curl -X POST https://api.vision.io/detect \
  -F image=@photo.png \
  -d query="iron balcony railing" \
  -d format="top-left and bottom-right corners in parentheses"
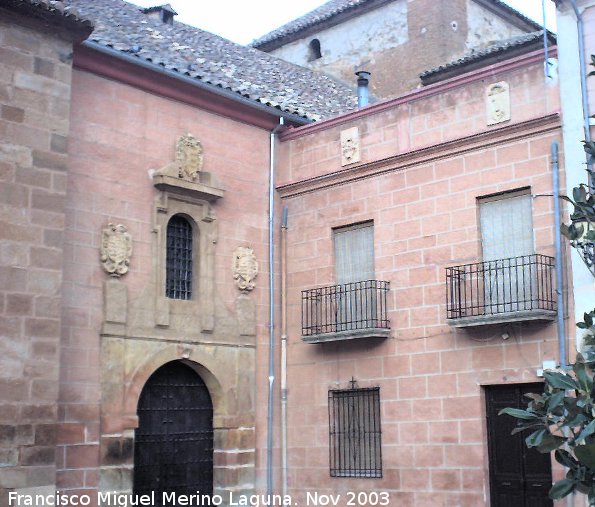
top-left (302, 280), bottom-right (390, 336)
top-left (446, 254), bottom-right (556, 321)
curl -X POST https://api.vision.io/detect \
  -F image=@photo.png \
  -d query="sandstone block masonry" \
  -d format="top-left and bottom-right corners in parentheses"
top-left (0, 7), bottom-right (91, 504)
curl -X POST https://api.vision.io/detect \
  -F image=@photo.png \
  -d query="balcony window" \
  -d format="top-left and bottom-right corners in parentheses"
top-left (302, 280), bottom-right (390, 342)
top-left (446, 254), bottom-right (557, 327)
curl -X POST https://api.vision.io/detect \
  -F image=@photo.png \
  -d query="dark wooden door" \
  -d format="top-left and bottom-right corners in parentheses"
top-left (134, 361), bottom-right (213, 504)
top-left (486, 384), bottom-right (552, 507)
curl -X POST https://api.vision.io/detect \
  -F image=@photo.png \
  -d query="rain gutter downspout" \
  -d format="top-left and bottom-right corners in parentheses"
top-left (568, 0), bottom-right (594, 190)
top-left (267, 117), bottom-right (284, 499)
top-left (280, 206), bottom-right (289, 498)
top-left (79, 41), bottom-right (311, 127)
top-left (553, 141), bottom-right (572, 507)
top-left (552, 142), bottom-right (568, 367)
top-left (542, 0), bottom-right (551, 79)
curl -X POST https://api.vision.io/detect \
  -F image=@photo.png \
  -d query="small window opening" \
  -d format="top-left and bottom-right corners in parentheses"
top-left (328, 386), bottom-right (382, 478)
top-left (166, 215), bottom-right (193, 300)
top-left (308, 38), bottom-right (322, 61)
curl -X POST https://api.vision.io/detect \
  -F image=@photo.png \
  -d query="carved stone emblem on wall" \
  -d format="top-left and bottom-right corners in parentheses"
top-left (486, 81), bottom-right (511, 126)
top-left (152, 133), bottom-right (224, 202)
top-left (233, 247), bottom-right (258, 292)
top-left (177, 133), bottom-right (203, 181)
top-left (100, 223), bottom-right (132, 277)
top-left (155, 133), bottom-right (203, 182)
top-left (340, 127), bottom-right (361, 166)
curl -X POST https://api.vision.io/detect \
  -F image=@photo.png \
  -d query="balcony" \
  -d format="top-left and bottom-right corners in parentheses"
top-left (301, 280), bottom-right (390, 343)
top-left (446, 254), bottom-right (557, 328)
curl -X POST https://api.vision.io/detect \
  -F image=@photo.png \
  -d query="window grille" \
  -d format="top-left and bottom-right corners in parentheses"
top-left (166, 215), bottom-right (193, 299)
top-left (328, 387), bottom-right (382, 478)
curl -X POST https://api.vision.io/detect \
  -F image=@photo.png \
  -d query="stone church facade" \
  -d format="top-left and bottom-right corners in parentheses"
top-left (0, 0), bottom-right (590, 506)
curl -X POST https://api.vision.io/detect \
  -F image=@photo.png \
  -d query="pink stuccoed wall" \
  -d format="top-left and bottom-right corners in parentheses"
top-left (59, 67), bottom-right (273, 497)
top-left (275, 50), bottom-right (571, 506)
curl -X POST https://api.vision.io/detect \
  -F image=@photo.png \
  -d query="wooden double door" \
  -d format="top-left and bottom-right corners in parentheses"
top-left (133, 361), bottom-right (213, 504)
top-left (485, 384), bottom-right (553, 507)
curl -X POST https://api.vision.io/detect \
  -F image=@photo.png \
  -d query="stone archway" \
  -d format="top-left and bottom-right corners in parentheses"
top-left (99, 340), bottom-right (255, 499)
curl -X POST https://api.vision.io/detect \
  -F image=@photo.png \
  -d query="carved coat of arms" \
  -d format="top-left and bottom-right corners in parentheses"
top-left (154, 133), bottom-right (204, 182)
top-left (100, 223), bottom-right (132, 277)
top-left (176, 133), bottom-right (203, 180)
top-left (233, 247), bottom-right (258, 291)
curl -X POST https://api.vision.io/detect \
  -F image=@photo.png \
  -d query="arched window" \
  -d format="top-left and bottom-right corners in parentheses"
top-left (166, 215), bottom-right (193, 299)
top-left (308, 38), bottom-right (322, 61)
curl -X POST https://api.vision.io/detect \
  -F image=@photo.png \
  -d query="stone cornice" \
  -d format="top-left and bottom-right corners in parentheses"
top-left (277, 113), bottom-right (561, 198)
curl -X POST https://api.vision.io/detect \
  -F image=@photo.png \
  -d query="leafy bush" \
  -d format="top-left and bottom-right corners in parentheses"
top-left (500, 309), bottom-right (595, 502)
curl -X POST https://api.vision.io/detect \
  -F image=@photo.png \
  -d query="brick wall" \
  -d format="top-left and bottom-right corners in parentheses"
top-left (275, 55), bottom-right (568, 505)
top-left (0, 11), bottom-right (80, 503)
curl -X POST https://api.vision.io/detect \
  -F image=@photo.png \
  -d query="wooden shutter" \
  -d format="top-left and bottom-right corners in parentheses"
top-left (480, 193), bottom-right (534, 261)
top-left (334, 222), bottom-right (374, 284)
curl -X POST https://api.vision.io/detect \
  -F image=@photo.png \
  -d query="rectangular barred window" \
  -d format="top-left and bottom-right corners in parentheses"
top-left (166, 214), bottom-right (193, 300)
top-left (328, 387), bottom-right (382, 478)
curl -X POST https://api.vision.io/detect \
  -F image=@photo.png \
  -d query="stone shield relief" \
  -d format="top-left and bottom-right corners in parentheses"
top-left (233, 247), bottom-right (258, 292)
top-left (100, 223), bottom-right (132, 277)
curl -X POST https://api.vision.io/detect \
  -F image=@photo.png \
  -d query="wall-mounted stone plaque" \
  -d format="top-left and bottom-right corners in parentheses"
top-left (233, 247), bottom-right (258, 292)
top-left (100, 223), bottom-right (132, 277)
top-left (340, 127), bottom-right (361, 166)
top-left (486, 81), bottom-right (511, 125)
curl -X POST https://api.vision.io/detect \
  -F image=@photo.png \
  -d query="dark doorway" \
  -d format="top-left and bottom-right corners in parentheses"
top-left (134, 361), bottom-right (213, 504)
top-left (486, 384), bottom-right (553, 507)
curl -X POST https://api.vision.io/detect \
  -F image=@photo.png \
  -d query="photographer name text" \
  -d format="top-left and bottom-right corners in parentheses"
top-left (9, 490), bottom-right (391, 506)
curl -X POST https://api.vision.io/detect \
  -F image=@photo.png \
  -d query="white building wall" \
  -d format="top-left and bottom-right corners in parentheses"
top-left (556, 0), bottom-right (595, 346)
top-left (466, 0), bottom-right (526, 49)
top-left (268, 1), bottom-right (408, 71)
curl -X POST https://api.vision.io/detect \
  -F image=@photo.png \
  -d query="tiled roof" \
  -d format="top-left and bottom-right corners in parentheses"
top-left (474, 0), bottom-right (544, 32)
top-left (64, 0), bottom-right (358, 122)
top-left (251, 0), bottom-right (544, 51)
top-left (420, 31), bottom-right (554, 84)
top-left (3, 0), bottom-right (94, 34)
top-left (251, 0), bottom-right (374, 50)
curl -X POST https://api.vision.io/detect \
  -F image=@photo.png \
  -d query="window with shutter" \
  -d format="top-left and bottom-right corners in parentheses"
top-left (479, 191), bottom-right (536, 313)
top-left (333, 221), bottom-right (375, 284)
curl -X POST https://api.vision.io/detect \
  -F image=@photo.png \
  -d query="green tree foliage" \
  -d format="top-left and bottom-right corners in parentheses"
top-left (500, 309), bottom-right (595, 502)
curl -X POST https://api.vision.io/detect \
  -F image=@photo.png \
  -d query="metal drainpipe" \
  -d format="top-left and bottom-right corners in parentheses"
top-left (267, 117), bottom-right (284, 498)
top-left (569, 0), bottom-right (594, 191)
top-left (541, 0), bottom-right (551, 79)
top-left (280, 206), bottom-right (289, 498)
top-left (552, 142), bottom-right (573, 507)
top-left (552, 142), bottom-right (568, 367)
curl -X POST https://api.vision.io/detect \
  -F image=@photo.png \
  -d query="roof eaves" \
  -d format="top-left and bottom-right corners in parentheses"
top-left (2, 0), bottom-right (94, 38)
top-left (420, 31), bottom-right (554, 84)
top-left (251, 0), bottom-right (392, 51)
top-left (81, 40), bottom-right (313, 125)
